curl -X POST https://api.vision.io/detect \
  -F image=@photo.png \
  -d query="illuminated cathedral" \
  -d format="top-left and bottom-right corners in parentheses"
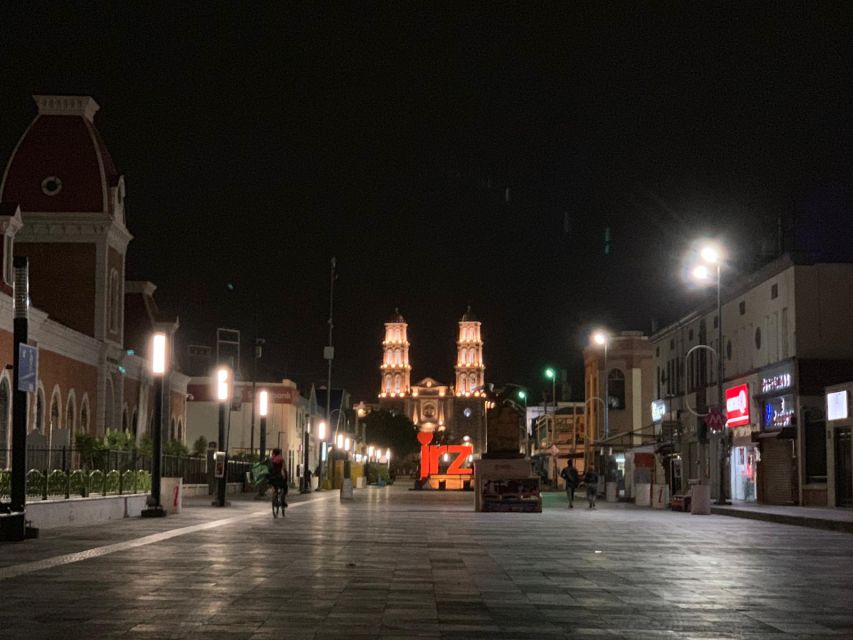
top-left (377, 307), bottom-right (487, 452)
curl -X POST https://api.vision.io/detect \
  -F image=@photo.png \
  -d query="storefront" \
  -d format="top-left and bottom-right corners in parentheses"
top-left (826, 384), bottom-right (853, 508)
top-left (751, 362), bottom-right (798, 505)
top-left (725, 383), bottom-right (758, 502)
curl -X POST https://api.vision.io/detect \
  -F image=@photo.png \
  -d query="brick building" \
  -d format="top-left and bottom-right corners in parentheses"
top-left (0, 95), bottom-right (187, 461)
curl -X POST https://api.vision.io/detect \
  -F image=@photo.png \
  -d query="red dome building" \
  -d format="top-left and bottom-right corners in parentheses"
top-left (0, 95), bottom-right (188, 461)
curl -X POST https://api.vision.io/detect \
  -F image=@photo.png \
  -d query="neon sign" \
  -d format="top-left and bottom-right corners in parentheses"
top-left (763, 395), bottom-right (794, 429)
top-left (418, 432), bottom-right (473, 479)
top-left (761, 372), bottom-right (792, 394)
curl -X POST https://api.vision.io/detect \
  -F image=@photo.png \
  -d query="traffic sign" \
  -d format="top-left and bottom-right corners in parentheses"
top-left (704, 406), bottom-right (726, 431)
top-left (17, 343), bottom-right (37, 393)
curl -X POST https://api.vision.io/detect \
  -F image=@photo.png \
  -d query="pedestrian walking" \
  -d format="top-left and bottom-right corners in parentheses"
top-left (583, 465), bottom-right (599, 509)
top-left (560, 461), bottom-right (580, 508)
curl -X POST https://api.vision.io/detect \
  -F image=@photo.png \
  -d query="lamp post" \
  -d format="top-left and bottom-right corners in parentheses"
top-left (301, 413), bottom-right (311, 493)
top-left (316, 420), bottom-right (326, 491)
top-left (544, 368), bottom-right (559, 489)
top-left (8, 257), bottom-right (31, 540)
top-left (693, 242), bottom-right (728, 504)
top-left (517, 389), bottom-right (529, 455)
top-left (214, 366), bottom-right (232, 507)
top-left (592, 331), bottom-right (610, 489)
top-left (258, 390), bottom-right (269, 459)
top-left (142, 332), bottom-right (168, 517)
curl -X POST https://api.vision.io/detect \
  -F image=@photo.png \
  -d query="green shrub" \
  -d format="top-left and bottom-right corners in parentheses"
top-left (192, 435), bottom-right (208, 457)
top-left (367, 464), bottom-right (391, 485)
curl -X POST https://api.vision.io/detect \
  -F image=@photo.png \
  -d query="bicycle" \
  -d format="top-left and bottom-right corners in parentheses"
top-left (271, 484), bottom-right (287, 518)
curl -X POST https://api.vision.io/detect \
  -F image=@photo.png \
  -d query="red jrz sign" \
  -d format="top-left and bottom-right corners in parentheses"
top-left (418, 432), bottom-right (473, 480)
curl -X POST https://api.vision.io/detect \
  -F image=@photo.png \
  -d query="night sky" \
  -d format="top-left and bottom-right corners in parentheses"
top-left (2, 4), bottom-right (852, 402)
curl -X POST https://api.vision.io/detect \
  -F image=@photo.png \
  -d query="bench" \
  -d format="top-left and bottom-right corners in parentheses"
top-left (670, 494), bottom-right (692, 512)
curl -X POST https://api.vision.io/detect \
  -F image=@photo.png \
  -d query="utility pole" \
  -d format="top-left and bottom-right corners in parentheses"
top-left (319, 257), bottom-right (336, 490)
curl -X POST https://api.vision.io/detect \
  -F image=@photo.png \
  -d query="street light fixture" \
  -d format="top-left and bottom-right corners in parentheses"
top-left (692, 240), bottom-right (728, 505)
top-left (142, 332), bottom-right (168, 518)
top-left (214, 366), bottom-right (232, 507)
top-left (258, 390), bottom-right (269, 459)
top-left (591, 331), bottom-right (609, 441)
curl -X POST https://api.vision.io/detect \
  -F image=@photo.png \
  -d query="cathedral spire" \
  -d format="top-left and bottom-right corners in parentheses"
top-left (455, 306), bottom-right (485, 396)
top-left (380, 308), bottom-right (411, 397)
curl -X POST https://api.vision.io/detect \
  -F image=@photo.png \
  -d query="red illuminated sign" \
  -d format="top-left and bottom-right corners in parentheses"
top-left (725, 384), bottom-right (750, 427)
top-left (418, 432), bottom-right (473, 479)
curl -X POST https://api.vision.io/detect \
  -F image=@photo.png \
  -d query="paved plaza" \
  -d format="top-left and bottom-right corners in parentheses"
top-left (1, 487), bottom-right (852, 639)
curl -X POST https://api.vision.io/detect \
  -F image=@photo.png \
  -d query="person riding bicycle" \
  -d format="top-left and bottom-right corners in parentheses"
top-left (268, 448), bottom-right (288, 506)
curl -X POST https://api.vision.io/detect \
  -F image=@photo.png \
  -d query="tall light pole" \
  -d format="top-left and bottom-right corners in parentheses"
top-left (592, 331), bottom-right (610, 472)
top-left (324, 258), bottom-right (336, 469)
top-left (544, 368), bottom-right (558, 488)
top-left (517, 389), bottom-right (529, 455)
top-left (214, 366), bottom-right (232, 507)
top-left (316, 420), bottom-right (326, 491)
top-left (694, 242), bottom-right (728, 504)
top-left (258, 390), bottom-right (269, 458)
top-left (8, 257), bottom-right (31, 540)
top-left (142, 332), bottom-right (168, 517)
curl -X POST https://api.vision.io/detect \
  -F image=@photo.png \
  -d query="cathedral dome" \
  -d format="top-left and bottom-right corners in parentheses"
top-left (389, 307), bottom-right (406, 323)
top-left (461, 305), bottom-right (478, 322)
top-left (0, 95), bottom-right (122, 215)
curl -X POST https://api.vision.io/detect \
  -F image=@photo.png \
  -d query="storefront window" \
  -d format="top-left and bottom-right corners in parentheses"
top-left (731, 445), bottom-right (757, 502)
top-left (803, 407), bottom-right (827, 483)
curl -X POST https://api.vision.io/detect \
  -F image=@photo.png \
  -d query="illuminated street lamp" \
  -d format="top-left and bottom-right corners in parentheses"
top-left (315, 420), bottom-right (327, 492)
top-left (691, 240), bottom-right (728, 505)
top-left (142, 332), bottom-right (168, 518)
top-left (214, 366), bottom-right (232, 507)
top-left (258, 390), bottom-right (269, 458)
top-left (592, 332), bottom-right (609, 443)
top-left (544, 368), bottom-right (557, 460)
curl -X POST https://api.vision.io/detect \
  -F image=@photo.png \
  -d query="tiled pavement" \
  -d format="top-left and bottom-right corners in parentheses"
top-left (1, 487), bottom-right (852, 639)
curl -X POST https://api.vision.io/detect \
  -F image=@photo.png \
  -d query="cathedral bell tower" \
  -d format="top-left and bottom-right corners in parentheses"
top-left (379, 308), bottom-right (411, 397)
top-left (455, 306), bottom-right (485, 396)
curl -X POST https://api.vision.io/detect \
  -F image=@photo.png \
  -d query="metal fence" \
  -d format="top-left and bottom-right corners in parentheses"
top-left (0, 447), bottom-right (254, 502)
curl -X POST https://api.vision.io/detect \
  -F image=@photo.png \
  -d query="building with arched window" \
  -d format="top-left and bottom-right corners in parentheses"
top-left (0, 95), bottom-right (189, 456)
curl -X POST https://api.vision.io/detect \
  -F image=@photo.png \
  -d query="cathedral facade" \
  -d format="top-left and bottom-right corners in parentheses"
top-left (377, 307), bottom-right (487, 453)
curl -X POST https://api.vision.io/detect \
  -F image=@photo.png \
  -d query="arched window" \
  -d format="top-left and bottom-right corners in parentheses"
top-left (65, 391), bottom-right (77, 441)
top-left (177, 419), bottom-right (184, 442)
top-left (132, 408), bottom-right (139, 438)
top-left (394, 374), bottom-right (401, 393)
top-left (105, 378), bottom-right (115, 431)
top-left (35, 386), bottom-right (45, 433)
top-left (607, 369), bottom-right (626, 410)
top-left (122, 405), bottom-right (129, 432)
top-left (0, 378), bottom-right (9, 466)
top-left (80, 395), bottom-right (90, 434)
top-left (109, 269), bottom-right (120, 333)
top-left (385, 374), bottom-right (392, 393)
top-left (50, 389), bottom-right (61, 433)
top-left (469, 373), bottom-right (477, 392)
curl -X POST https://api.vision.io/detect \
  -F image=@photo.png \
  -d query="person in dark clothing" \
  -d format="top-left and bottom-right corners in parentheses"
top-left (583, 465), bottom-right (599, 509)
top-left (268, 448), bottom-right (288, 506)
top-left (560, 461), bottom-right (580, 508)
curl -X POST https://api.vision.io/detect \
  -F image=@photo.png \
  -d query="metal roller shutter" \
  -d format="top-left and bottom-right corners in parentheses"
top-left (762, 438), bottom-right (794, 504)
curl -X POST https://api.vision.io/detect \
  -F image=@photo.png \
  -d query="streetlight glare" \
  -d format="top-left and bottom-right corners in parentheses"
top-left (258, 390), bottom-right (269, 417)
top-left (517, 389), bottom-right (527, 400)
top-left (692, 264), bottom-right (712, 282)
top-left (544, 367), bottom-right (555, 379)
top-left (151, 332), bottom-right (167, 375)
top-left (317, 421), bottom-right (326, 440)
top-left (700, 244), bottom-right (721, 264)
top-left (593, 332), bottom-right (607, 346)
top-left (216, 367), bottom-right (230, 401)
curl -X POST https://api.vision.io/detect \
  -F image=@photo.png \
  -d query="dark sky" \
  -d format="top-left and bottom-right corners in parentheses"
top-left (1, 3), bottom-right (852, 402)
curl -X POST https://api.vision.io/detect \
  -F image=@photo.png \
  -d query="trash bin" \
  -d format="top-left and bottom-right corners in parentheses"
top-left (161, 477), bottom-right (183, 515)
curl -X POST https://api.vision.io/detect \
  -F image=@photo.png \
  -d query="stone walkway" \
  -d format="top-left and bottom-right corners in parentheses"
top-left (1, 486), bottom-right (852, 639)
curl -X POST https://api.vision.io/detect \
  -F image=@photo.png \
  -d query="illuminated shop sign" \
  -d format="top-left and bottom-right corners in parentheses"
top-left (418, 431), bottom-right (473, 479)
top-left (827, 391), bottom-right (848, 421)
top-left (760, 369), bottom-right (793, 394)
top-left (725, 384), bottom-right (750, 427)
top-left (762, 395), bottom-right (795, 429)
top-left (651, 400), bottom-right (666, 423)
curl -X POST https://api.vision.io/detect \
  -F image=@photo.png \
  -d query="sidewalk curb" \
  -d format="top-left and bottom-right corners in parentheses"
top-left (710, 506), bottom-right (853, 534)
